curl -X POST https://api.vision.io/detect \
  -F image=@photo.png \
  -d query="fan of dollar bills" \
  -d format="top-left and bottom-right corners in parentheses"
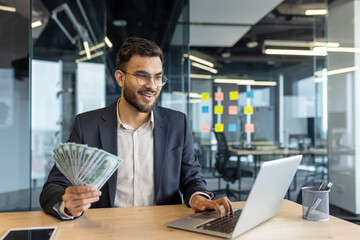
top-left (53, 143), bottom-right (123, 190)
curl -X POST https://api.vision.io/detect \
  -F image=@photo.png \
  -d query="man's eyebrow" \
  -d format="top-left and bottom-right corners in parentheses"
top-left (134, 70), bottom-right (163, 75)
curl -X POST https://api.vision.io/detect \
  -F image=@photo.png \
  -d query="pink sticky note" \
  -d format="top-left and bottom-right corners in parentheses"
top-left (245, 123), bottom-right (254, 133)
top-left (215, 92), bottom-right (224, 101)
top-left (229, 105), bottom-right (238, 115)
top-left (202, 124), bottom-right (210, 132)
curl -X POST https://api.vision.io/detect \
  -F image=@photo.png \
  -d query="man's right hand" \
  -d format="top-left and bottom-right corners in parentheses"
top-left (62, 186), bottom-right (101, 217)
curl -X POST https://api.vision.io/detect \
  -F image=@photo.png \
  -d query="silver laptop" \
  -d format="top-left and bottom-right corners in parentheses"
top-left (167, 155), bottom-right (303, 239)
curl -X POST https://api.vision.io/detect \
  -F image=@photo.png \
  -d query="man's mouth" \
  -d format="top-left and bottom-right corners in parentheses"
top-left (139, 91), bottom-right (157, 100)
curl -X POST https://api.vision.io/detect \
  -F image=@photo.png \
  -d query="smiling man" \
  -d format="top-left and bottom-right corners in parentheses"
top-left (40, 37), bottom-right (232, 220)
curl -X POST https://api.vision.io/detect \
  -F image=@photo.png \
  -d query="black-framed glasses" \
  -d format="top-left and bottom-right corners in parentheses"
top-left (123, 71), bottom-right (167, 87)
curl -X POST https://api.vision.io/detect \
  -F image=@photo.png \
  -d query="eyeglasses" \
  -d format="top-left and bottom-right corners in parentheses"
top-left (123, 71), bottom-right (168, 87)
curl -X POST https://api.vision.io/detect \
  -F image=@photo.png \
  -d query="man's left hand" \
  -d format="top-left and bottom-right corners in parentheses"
top-left (190, 195), bottom-right (233, 218)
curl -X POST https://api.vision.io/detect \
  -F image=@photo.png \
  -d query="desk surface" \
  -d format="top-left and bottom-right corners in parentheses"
top-left (229, 147), bottom-right (327, 156)
top-left (0, 200), bottom-right (359, 240)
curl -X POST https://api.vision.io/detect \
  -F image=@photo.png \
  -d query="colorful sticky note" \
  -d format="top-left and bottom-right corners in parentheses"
top-left (228, 123), bottom-right (237, 132)
top-left (245, 123), bottom-right (254, 133)
top-left (229, 91), bottom-right (238, 100)
top-left (244, 106), bottom-right (253, 115)
top-left (202, 106), bottom-right (209, 113)
top-left (215, 123), bottom-right (224, 132)
top-left (201, 93), bottom-right (209, 100)
top-left (214, 105), bottom-right (223, 114)
top-left (228, 105), bottom-right (238, 115)
top-left (202, 124), bottom-right (210, 132)
top-left (215, 92), bottom-right (224, 101)
top-left (246, 91), bottom-right (254, 99)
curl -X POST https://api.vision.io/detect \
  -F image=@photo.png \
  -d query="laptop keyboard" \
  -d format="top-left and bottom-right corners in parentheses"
top-left (196, 209), bottom-right (242, 234)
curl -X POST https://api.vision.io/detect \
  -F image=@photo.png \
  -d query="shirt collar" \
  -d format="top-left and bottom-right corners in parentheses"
top-left (116, 98), bottom-right (155, 131)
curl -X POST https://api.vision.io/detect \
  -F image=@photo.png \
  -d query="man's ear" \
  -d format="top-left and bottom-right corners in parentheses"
top-left (114, 70), bottom-right (124, 87)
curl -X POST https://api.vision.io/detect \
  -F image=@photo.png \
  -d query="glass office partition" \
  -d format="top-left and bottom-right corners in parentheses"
top-left (161, 0), bottom-right (190, 114)
top-left (31, 0), bottom-right (106, 210)
top-left (188, 0), bottom-right (329, 200)
top-left (0, 0), bottom-right (31, 211)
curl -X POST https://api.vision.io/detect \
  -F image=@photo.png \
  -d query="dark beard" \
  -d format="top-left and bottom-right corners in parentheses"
top-left (122, 81), bottom-right (158, 113)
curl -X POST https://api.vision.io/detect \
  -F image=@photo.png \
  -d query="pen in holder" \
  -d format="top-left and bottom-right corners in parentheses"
top-left (302, 186), bottom-right (331, 221)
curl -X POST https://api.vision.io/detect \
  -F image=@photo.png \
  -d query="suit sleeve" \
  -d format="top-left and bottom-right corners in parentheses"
top-left (39, 115), bottom-right (83, 220)
top-left (179, 114), bottom-right (215, 206)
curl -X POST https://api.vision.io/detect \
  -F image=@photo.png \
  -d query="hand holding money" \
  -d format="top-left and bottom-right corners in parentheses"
top-left (53, 143), bottom-right (123, 217)
top-left (53, 142), bottom-right (123, 190)
top-left (62, 186), bottom-right (101, 217)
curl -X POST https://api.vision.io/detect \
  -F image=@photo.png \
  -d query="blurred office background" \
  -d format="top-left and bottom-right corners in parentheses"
top-left (0, 0), bottom-right (359, 223)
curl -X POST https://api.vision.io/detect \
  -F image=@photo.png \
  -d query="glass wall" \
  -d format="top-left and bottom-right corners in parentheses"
top-left (30, 0), bottom-right (106, 210)
top-left (0, 0), bottom-right (31, 212)
top-left (187, 0), bottom-right (329, 201)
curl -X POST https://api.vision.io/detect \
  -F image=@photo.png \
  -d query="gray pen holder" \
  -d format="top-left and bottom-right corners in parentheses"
top-left (302, 186), bottom-right (330, 221)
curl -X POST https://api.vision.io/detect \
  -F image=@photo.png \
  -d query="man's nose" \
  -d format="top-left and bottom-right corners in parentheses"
top-left (143, 77), bottom-right (158, 89)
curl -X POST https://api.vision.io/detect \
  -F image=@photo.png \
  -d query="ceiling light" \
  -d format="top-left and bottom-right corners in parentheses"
top-left (113, 19), bottom-right (127, 27)
top-left (189, 93), bottom-right (202, 99)
top-left (214, 79), bottom-right (255, 84)
top-left (263, 40), bottom-right (339, 48)
top-left (250, 81), bottom-right (277, 86)
top-left (265, 49), bottom-right (327, 56)
top-left (189, 55), bottom-right (214, 67)
top-left (246, 41), bottom-right (258, 48)
top-left (75, 51), bottom-right (104, 63)
top-left (104, 36), bottom-right (113, 48)
top-left (305, 9), bottom-right (327, 15)
top-left (327, 66), bottom-right (359, 76)
top-left (191, 62), bottom-right (218, 74)
top-left (0, 5), bottom-right (16, 12)
top-left (31, 20), bottom-right (42, 28)
top-left (214, 79), bottom-right (277, 86)
top-left (83, 41), bottom-right (91, 59)
top-left (314, 47), bottom-right (360, 53)
top-left (79, 42), bottom-right (105, 55)
top-left (221, 51), bottom-right (231, 58)
top-left (190, 74), bottom-right (212, 79)
top-left (313, 42), bottom-right (339, 47)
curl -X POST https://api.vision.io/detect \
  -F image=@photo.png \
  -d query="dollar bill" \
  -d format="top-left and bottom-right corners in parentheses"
top-left (53, 143), bottom-right (122, 190)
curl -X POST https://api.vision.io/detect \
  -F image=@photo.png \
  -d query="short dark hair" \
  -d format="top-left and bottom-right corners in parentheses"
top-left (116, 37), bottom-right (163, 71)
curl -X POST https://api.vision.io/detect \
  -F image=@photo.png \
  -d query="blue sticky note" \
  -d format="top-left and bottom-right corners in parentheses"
top-left (246, 91), bottom-right (254, 99)
top-left (202, 106), bottom-right (209, 113)
top-left (228, 123), bottom-right (237, 132)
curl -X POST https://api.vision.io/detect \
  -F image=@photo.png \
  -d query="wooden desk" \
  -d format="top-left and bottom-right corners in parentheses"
top-left (228, 148), bottom-right (327, 156)
top-left (0, 200), bottom-right (359, 239)
top-left (229, 148), bottom-right (327, 175)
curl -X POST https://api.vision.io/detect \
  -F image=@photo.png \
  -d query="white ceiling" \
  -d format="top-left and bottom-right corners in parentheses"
top-left (172, 0), bottom-right (284, 47)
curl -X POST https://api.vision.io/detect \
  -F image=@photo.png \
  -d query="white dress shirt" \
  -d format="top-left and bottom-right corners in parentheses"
top-left (114, 103), bottom-right (155, 207)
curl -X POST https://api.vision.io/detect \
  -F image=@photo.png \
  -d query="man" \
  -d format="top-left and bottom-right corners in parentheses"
top-left (40, 37), bottom-right (232, 220)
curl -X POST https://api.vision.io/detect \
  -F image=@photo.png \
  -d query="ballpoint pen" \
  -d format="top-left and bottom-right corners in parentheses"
top-left (323, 182), bottom-right (333, 191)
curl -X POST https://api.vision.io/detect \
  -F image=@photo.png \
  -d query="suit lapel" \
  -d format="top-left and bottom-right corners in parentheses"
top-left (99, 100), bottom-right (118, 207)
top-left (153, 106), bottom-right (168, 203)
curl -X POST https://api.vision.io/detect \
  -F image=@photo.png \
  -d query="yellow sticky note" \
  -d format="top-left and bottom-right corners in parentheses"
top-left (202, 93), bottom-right (210, 100)
top-left (244, 106), bottom-right (253, 115)
top-left (214, 105), bottom-right (223, 114)
top-left (215, 123), bottom-right (224, 132)
top-left (229, 91), bottom-right (238, 100)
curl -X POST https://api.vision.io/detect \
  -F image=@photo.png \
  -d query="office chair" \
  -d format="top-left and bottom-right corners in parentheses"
top-left (213, 132), bottom-right (252, 200)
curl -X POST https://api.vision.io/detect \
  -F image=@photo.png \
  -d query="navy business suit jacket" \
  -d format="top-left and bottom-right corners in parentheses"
top-left (40, 100), bottom-right (211, 220)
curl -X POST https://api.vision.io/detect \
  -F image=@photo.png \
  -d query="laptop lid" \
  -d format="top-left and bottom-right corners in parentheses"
top-left (166, 155), bottom-right (302, 239)
top-left (232, 155), bottom-right (302, 238)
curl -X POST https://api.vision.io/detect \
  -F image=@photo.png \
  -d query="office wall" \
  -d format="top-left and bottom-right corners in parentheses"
top-left (0, 1), bottom-right (31, 211)
top-left (328, 0), bottom-right (360, 214)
